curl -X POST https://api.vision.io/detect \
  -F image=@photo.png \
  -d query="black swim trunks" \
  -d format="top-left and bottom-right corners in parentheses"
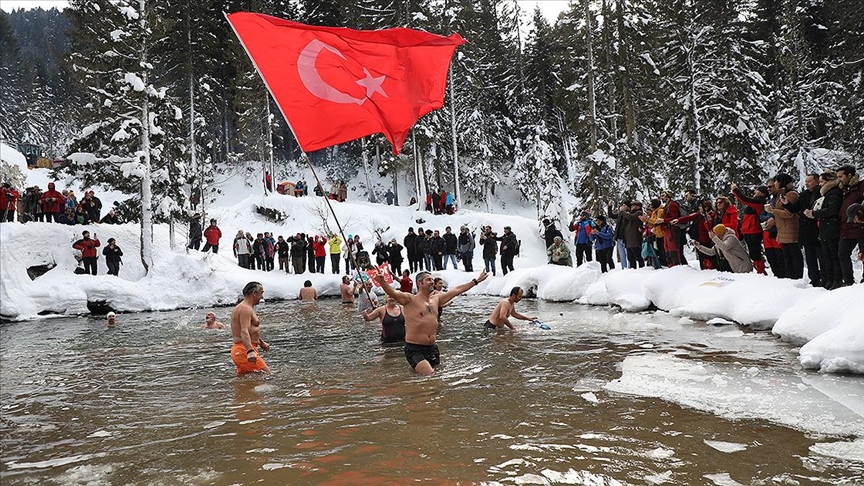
top-left (404, 342), bottom-right (440, 369)
top-left (483, 320), bottom-right (499, 330)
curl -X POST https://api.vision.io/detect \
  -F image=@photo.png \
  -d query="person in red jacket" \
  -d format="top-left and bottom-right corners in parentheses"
top-left (0, 182), bottom-right (19, 222)
top-left (730, 184), bottom-right (767, 274)
top-left (73, 230), bottom-right (101, 275)
top-left (658, 191), bottom-right (682, 266)
top-left (202, 219), bottom-right (222, 253)
top-left (312, 235), bottom-right (328, 273)
top-left (40, 182), bottom-right (65, 223)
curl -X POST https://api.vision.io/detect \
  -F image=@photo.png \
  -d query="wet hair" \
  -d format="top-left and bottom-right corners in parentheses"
top-left (415, 271), bottom-right (431, 286)
top-left (509, 286), bottom-right (522, 297)
top-left (433, 277), bottom-right (443, 286)
top-left (242, 281), bottom-right (262, 296)
top-left (304, 280), bottom-right (312, 287)
top-left (342, 276), bottom-right (350, 283)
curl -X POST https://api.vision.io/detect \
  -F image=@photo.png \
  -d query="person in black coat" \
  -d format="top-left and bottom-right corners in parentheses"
top-left (442, 226), bottom-right (458, 270)
top-left (805, 172), bottom-right (844, 289)
top-left (187, 213), bottom-right (202, 250)
top-left (414, 228), bottom-right (429, 271)
top-left (799, 173), bottom-right (822, 287)
top-left (102, 238), bottom-right (124, 276)
top-left (387, 239), bottom-right (404, 275)
top-left (403, 228), bottom-right (418, 273)
top-left (479, 226), bottom-right (499, 276)
top-left (500, 226), bottom-right (518, 275)
top-left (542, 218), bottom-right (563, 249)
top-left (428, 230), bottom-right (446, 270)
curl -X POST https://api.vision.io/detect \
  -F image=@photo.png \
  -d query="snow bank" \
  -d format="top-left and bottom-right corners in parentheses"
top-left (2, 192), bottom-right (862, 375)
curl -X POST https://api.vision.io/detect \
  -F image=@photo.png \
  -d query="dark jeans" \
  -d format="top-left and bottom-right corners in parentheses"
top-left (408, 254), bottom-right (418, 273)
top-left (255, 255), bottom-right (265, 270)
top-left (484, 257), bottom-right (496, 275)
top-left (391, 261), bottom-right (402, 275)
top-left (316, 256), bottom-right (326, 273)
top-left (83, 257), bottom-right (98, 275)
top-left (575, 243), bottom-right (592, 266)
top-left (331, 254), bottom-right (341, 274)
top-left (626, 247), bottom-right (644, 268)
top-left (781, 243), bottom-right (804, 280)
top-left (743, 233), bottom-right (763, 262)
top-left (839, 237), bottom-right (864, 284)
top-left (106, 261), bottom-right (120, 276)
top-left (501, 254), bottom-right (514, 275)
top-left (765, 247), bottom-right (785, 278)
top-left (202, 243), bottom-right (218, 254)
top-left (188, 238), bottom-right (201, 251)
top-left (802, 241), bottom-right (821, 286)
top-left (819, 237), bottom-right (841, 286)
top-left (432, 254), bottom-right (443, 271)
top-left (266, 256), bottom-right (274, 271)
top-left (423, 253), bottom-right (432, 271)
top-left (596, 247), bottom-right (614, 273)
top-left (460, 251), bottom-right (474, 272)
top-left (238, 254), bottom-right (249, 268)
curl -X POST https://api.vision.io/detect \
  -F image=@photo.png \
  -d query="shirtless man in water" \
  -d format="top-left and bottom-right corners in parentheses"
top-left (202, 311), bottom-right (225, 329)
top-left (230, 281), bottom-right (271, 374)
top-left (484, 286), bottom-right (536, 330)
top-left (374, 269), bottom-right (488, 375)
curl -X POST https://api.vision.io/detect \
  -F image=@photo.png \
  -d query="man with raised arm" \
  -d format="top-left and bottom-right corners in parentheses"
top-left (230, 282), bottom-right (271, 375)
top-left (484, 286), bottom-right (537, 330)
top-left (374, 269), bottom-right (488, 375)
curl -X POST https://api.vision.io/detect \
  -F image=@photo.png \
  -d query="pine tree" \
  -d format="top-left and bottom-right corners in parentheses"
top-left (65, 0), bottom-right (185, 271)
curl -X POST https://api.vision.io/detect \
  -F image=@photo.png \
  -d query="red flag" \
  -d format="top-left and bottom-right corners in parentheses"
top-left (226, 12), bottom-right (465, 154)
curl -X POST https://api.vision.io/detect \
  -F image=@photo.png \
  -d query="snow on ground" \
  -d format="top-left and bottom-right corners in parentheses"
top-left (1, 143), bottom-right (862, 375)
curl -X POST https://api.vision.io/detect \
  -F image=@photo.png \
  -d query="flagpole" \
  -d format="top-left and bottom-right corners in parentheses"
top-left (449, 67), bottom-right (461, 209)
top-left (225, 12), bottom-right (375, 303)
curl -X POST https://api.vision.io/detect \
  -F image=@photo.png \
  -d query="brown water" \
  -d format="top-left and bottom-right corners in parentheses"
top-left (1, 297), bottom-right (862, 485)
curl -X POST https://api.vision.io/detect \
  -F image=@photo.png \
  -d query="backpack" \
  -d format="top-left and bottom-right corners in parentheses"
top-left (676, 200), bottom-right (694, 227)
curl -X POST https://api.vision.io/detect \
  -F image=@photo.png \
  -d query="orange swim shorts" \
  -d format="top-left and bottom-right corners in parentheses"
top-left (231, 342), bottom-right (269, 374)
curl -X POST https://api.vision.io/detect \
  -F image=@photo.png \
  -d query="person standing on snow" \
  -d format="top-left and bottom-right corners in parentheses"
top-left (188, 213), bottom-right (202, 250)
top-left (73, 230), bottom-right (101, 275)
top-left (202, 219), bottom-right (221, 253)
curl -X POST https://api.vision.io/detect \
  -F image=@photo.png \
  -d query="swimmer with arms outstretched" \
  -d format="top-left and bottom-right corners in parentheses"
top-left (230, 281), bottom-right (271, 375)
top-left (374, 269), bottom-right (488, 375)
top-left (484, 286), bottom-right (537, 330)
top-left (202, 311), bottom-right (225, 329)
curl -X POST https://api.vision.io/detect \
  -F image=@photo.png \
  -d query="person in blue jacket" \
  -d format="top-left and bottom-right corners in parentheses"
top-left (590, 215), bottom-right (616, 273)
top-left (569, 211), bottom-right (595, 266)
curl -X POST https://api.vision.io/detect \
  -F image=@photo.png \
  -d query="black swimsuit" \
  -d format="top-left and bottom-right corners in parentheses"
top-left (381, 307), bottom-right (406, 343)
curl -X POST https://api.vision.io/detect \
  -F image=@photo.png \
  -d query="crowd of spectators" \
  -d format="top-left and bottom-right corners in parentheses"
top-left (543, 165), bottom-right (863, 289)
top-left (0, 181), bottom-right (118, 225)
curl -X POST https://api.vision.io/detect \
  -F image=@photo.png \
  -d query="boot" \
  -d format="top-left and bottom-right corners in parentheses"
top-left (754, 259), bottom-right (766, 275)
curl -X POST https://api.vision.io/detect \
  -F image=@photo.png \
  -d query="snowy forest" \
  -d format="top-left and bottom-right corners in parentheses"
top-left (1, 0), bottom-right (862, 221)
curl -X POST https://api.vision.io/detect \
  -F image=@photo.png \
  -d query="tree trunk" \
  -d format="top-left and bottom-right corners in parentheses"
top-left (584, 0), bottom-right (598, 153)
top-left (616, 0), bottom-right (635, 145)
top-left (449, 67), bottom-right (461, 206)
top-left (138, 0), bottom-right (153, 273)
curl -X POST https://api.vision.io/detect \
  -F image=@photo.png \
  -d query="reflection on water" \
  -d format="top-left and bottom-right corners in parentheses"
top-left (1, 297), bottom-right (862, 484)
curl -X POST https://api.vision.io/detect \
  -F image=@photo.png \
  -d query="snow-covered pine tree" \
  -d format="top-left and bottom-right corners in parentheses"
top-left (65, 0), bottom-right (185, 272)
top-left (649, 0), bottom-right (772, 192)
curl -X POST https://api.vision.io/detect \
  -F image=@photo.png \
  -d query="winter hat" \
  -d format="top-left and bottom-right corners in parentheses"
top-left (847, 203), bottom-right (862, 223)
top-left (107, 312), bottom-right (116, 317)
top-left (596, 215), bottom-right (606, 222)
top-left (712, 224), bottom-right (727, 236)
top-left (756, 185), bottom-right (769, 197)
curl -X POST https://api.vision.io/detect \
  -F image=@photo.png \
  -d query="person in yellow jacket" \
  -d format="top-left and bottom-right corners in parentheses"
top-left (328, 233), bottom-right (343, 274)
top-left (647, 198), bottom-right (666, 266)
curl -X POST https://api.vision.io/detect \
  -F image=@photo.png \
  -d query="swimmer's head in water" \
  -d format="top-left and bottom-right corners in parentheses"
top-left (205, 312), bottom-right (215, 321)
top-left (304, 280), bottom-right (312, 287)
top-left (243, 281), bottom-right (263, 297)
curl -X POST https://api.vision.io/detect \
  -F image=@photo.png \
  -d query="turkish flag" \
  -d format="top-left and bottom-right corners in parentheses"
top-left (226, 12), bottom-right (465, 154)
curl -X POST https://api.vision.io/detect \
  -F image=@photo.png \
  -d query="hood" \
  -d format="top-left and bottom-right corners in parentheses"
top-left (821, 179), bottom-right (841, 196)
